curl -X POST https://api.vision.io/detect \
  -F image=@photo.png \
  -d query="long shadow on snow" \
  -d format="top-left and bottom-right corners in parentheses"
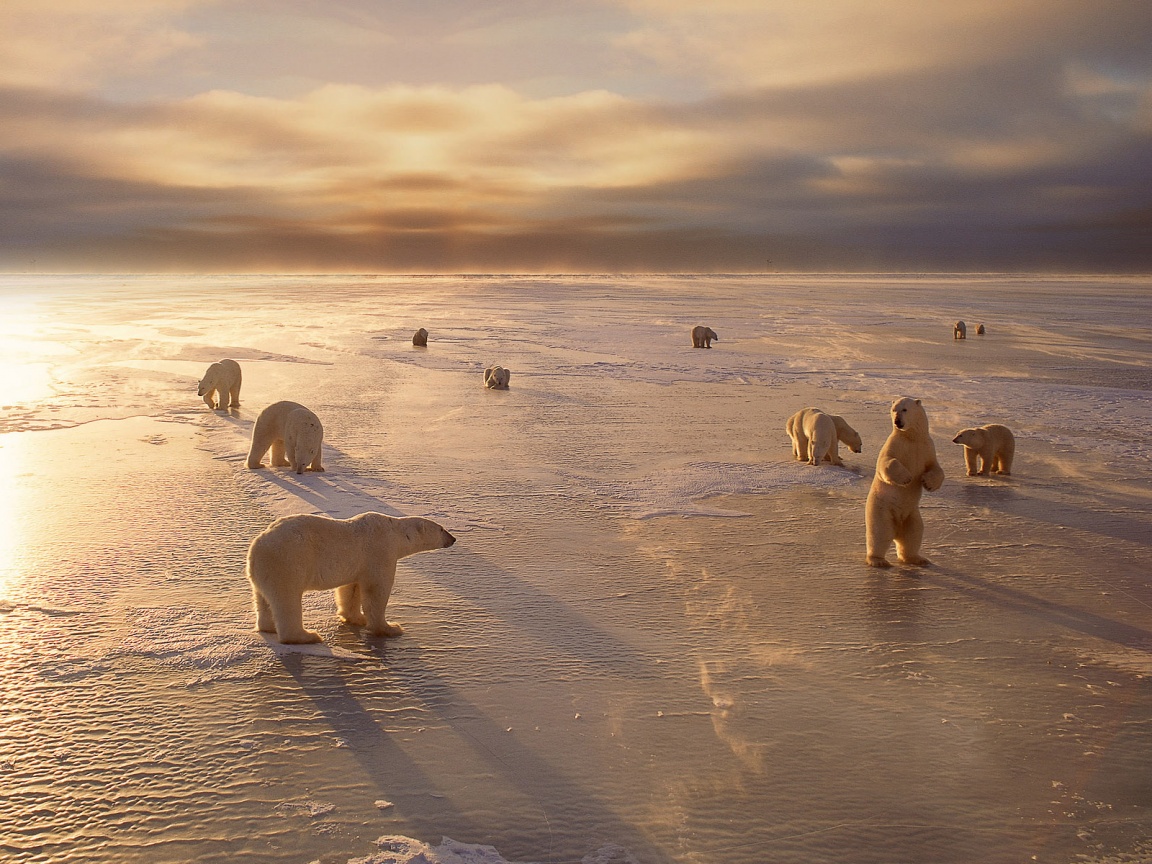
top-left (926, 567), bottom-right (1152, 652)
top-left (276, 650), bottom-right (487, 844)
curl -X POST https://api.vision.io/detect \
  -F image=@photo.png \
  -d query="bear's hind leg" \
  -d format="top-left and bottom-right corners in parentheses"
top-left (865, 505), bottom-right (895, 568)
top-left (267, 593), bottom-right (321, 644)
top-left (336, 583), bottom-right (367, 626)
top-left (253, 588), bottom-right (277, 633)
top-left (895, 511), bottom-right (931, 566)
top-left (228, 385), bottom-right (240, 408)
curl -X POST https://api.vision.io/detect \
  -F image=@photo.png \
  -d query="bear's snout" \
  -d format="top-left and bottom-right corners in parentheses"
top-left (952, 434), bottom-right (962, 443)
top-left (443, 531), bottom-right (456, 547)
top-left (894, 416), bottom-right (904, 429)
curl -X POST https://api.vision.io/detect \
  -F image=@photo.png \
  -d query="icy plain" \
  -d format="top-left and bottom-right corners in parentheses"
top-left (1, 273), bottom-right (1151, 864)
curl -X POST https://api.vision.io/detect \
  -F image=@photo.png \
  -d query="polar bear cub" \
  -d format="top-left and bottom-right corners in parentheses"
top-left (865, 397), bottom-right (945, 568)
top-left (952, 423), bottom-right (1014, 476)
top-left (246, 512), bottom-right (456, 644)
top-left (786, 407), bottom-right (863, 466)
top-left (198, 359), bottom-right (242, 410)
top-left (954, 320), bottom-right (967, 339)
top-left (691, 325), bottom-right (718, 348)
top-left (484, 366), bottom-right (510, 389)
top-left (412, 328), bottom-right (428, 346)
top-left (246, 400), bottom-right (325, 474)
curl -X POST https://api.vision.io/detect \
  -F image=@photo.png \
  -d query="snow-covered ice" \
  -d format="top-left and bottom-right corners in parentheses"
top-left (1, 273), bottom-right (1151, 864)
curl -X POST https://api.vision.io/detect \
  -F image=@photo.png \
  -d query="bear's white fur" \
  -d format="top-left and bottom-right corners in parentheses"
top-left (484, 366), bottom-right (510, 389)
top-left (691, 325), bottom-right (718, 348)
top-left (197, 359), bottom-right (242, 410)
top-left (247, 400), bottom-right (325, 474)
top-left (952, 423), bottom-right (1014, 476)
top-left (954, 320), bottom-right (967, 339)
top-left (786, 408), bottom-right (863, 466)
top-left (865, 397), bottom-right (945, 568)
top-left (413, 328), bottom-right (428, 346)
top-left (246, 512), bottom-right (456, 644)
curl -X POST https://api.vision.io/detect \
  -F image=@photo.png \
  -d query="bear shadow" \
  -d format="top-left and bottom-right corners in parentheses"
top-left (925, 566), bottom-right (1152, 654)
top-left (275, 650), bottom-right (485, 841)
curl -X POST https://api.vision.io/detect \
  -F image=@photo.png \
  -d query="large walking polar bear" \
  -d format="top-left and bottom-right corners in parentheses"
top-left (865, 397), bottom-right (945, 568)
top-left (786, 407), bottom-right (863, 466)
top-left (246, 512), bottom-right (456, 643)
top-left (246, 400), bottom-right (325, 474)
top-left (197, 359), bottom-right (242, 410)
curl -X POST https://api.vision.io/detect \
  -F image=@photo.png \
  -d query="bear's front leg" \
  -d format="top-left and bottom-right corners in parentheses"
top-left (336, 583), bottom-right (367, 626)
top-left (270, 439), bottom-right (291, 467)
top-left (964, 447), bottom-right (980, 476)
top-left (922, 461), bottom-right (945, 491)
top-left (879, 457), bottom-right (913, 486)
top-left (362, 567), bottom-right (403, 638)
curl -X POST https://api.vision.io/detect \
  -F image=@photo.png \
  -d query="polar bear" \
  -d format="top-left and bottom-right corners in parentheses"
top-left (412, 328), bottom-right (428, 346)
top-left (197, 359), bottom-right (241, 410)
top-left (246, 512), bottom-right (456, 643)
top-left (484, 366), bottom-right (510, 389)
top-left (691, 325), bottom-right (718, 348)
top-left (953, 320), bottom-right (967, 339)
top-left (952, 423), bottom-right (1014, 476)
top-left (246, 400), bottom-right (325, 474)
top-left (865, 397), bottom-right (945, 568)
top-left (976, 323), bottom-right (986, 335)
top-left (786, 408), bottom-right (863, 466)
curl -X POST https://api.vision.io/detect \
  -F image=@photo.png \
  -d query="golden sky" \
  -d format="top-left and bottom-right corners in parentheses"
top-left (2, 0), bottom-right (1150, 272)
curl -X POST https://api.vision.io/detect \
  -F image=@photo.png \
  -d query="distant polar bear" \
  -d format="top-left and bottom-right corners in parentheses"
top-left (484, 366), bottom-right (510, 389)
top-left (246, 400), bottom-right (325, 474)
top-left (691, 326), bottom-right (718, 348)
top-left (952, 423), bottom-right (1015, 476)
top-left (412, 328), bottom-right (428, 346)
top-left (865, 397), bottom-right (945, 568)
top-left (976, 323), bottom-right (986, 335)
top-left (246, 512), bottom-right (456, 644)
top-left (197, 359), bottom-right (241, 410)
top-left (786, 408), bottom-right (863, 466)
top-left (954, 320), bottom-right (967, 339)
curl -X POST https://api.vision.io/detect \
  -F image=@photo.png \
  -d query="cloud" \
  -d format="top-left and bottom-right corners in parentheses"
top-left (1, 1), bottom-right (1150, 271)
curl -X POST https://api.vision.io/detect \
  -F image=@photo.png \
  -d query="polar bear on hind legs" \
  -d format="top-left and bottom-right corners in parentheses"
top-left (786, 408), bottom-right (863, 466)
top-left (246, 400), bottom-right (325, 474)
top-left (865, 397), bottom-right (945, 568)
top-left (198, 359), bottom-right (242, 410)
top-left (246, 512), bottom-right (456, 644)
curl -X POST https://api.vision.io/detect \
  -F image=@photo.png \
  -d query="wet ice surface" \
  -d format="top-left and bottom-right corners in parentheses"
top-left (1, 273), bottom-right (1151, 864)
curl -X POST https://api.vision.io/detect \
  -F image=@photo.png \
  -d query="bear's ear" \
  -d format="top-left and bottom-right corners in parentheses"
top-left (915, 399), bottom-right (921, 405)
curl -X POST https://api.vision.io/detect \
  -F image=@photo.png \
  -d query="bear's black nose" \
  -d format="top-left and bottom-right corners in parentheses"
top-left (445, 533), bottom-right (456, 547)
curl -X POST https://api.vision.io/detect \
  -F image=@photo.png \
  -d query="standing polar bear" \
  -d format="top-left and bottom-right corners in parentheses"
top-left (691, 326), bottom-right (718, 348)
top-left (197, 359), bottom-right (242, 410)
top-left (786, 408), bottom-right (863, 466)
top-left (953, 423), bottom-right (1015, 476)
top-left (246, 400), bottom-right (325, 474)
top-left (953, 321), bottom-right (967, 339)
top-left (484, 366), bottom-right (510, 389)
top-left (865, 397), bottom-right (945, 568)
top-left (246, 512), bottom-right (456, 644)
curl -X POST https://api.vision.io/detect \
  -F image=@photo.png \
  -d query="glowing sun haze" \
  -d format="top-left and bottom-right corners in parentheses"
top-left (2, 0), bottom-right (1150, 272)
